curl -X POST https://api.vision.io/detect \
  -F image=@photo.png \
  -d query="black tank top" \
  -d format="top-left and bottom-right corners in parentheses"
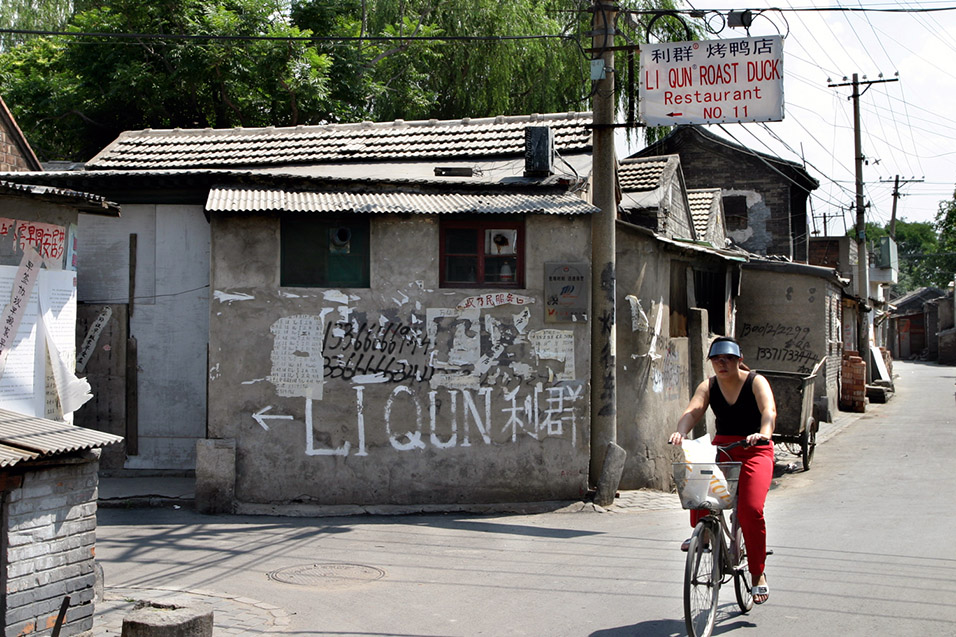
top-left (709, 371), bottom-right (762, 436)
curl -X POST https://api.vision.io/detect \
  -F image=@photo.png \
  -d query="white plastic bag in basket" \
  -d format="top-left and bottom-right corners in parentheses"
top-left (680, 435), bottom-right (733, 508)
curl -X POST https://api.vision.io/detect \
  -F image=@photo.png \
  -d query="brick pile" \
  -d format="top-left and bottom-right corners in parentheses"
top-left (3, 460), bottom-right (99, 636)
top-left (840, 350), bottom-right (867, 412)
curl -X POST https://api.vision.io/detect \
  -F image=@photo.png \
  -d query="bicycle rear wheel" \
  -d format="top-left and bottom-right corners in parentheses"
top-left (732, 520), bottom-right (754, 612)
top-left (684, 521), bottom-right (720, 637)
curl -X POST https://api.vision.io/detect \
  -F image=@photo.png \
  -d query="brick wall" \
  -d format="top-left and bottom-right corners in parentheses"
top-left (840, 350), bottom-right (867, 412)
top-left (3, 459), bottom-right (100, 636)
top-left (809, 238), bottom-right (841, 269)
top-left (0, 121), bottom-right (34, 172)
top-left (677, 143), bottom-right (795, 258)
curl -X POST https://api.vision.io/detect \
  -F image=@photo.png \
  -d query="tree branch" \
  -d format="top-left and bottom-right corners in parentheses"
top-left (366, 5), bottom-right (434, 67)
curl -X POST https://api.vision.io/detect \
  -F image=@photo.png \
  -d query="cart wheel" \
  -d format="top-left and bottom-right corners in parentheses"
top-left (801, 417), bottom-right (816, 471)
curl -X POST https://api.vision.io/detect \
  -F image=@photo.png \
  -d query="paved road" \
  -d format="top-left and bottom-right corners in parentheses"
top-left (92, 360), bottom-right (956, 636)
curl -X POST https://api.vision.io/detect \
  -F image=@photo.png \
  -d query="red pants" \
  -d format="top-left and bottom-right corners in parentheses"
top-left (690, 434), bottom-right (774, 578)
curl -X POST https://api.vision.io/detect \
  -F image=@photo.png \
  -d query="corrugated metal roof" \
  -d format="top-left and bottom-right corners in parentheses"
top-left (0, 443), bottom-right (39, 468)
top-left (88, 112), bottom-right (593, 170)
top-left (206, 187), bottom-right (598, 216)
top-left (0, 409), bottom-right (123, 468)
top-left (0, 179), bottom-right (120, 216)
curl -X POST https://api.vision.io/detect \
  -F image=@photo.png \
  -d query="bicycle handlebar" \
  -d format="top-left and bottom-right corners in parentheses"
top-left (716, 438), bottom-right (770, 452)
top-left (667, 438), bottom-right (770, 449)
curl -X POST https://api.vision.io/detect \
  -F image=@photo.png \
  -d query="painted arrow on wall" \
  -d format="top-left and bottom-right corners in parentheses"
top-left (252, 406), bottom-right (294, 431)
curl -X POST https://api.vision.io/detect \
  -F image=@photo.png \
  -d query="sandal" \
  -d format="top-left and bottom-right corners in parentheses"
top-left (751, 575), bottom-right (770, 604)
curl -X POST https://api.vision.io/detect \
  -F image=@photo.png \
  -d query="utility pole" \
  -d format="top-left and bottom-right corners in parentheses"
top-left (881, 175), bottom-right (923, 239)
top-left (589, 1), bottom-right (618, 487)
top-left (828, 73), bottom-right (898, 377)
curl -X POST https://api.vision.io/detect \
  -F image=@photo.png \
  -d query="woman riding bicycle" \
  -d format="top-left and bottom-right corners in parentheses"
top-left (669, 336), bottom-right (776, 605)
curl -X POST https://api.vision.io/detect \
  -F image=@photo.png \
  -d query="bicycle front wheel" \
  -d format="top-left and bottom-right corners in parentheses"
top-left (733, 521), bottom-right (754, 612)
top-left (684, 521), bottom-right (720, 637)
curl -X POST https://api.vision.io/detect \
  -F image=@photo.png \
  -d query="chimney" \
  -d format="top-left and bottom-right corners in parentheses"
top-left (524, 126), bottom-right (554, 177)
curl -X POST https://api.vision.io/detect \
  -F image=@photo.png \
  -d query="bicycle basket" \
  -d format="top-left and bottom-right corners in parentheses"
top-left (672, 462), bottom-right (742, 510)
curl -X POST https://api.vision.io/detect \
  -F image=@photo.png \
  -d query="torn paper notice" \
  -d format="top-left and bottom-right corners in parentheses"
top-left (0, 247), bottom-right (42, 381)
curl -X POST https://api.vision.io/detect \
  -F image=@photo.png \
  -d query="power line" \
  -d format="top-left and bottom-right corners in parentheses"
top-left (0, 27), bottom-right (574, 44)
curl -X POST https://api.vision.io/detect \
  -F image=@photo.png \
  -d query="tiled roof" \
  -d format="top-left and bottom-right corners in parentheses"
top-left (206, 186), bottom-right (597, 216)
top-left (688, 188), bottom-right (721, 237)
top-left (0, 409), bottom-right (123, 468)
top-left (618, 156), bottom-right (671, 192)
top-left (88, 112), bottom-right (593, 171)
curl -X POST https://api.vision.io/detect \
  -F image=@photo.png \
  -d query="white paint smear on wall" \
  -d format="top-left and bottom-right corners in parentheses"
top-left (513, 307), bottom-right (531, 334)
top-left (322, 290), bottom-right (349, 304)
top-left (214, 290), bottom-right (255, 303)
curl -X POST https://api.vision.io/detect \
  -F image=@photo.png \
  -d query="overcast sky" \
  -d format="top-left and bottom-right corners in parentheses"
top-left (623, 1), bottom-right (956, 234)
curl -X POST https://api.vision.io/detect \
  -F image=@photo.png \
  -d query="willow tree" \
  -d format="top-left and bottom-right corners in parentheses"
top-left (1, 0), bottom-right (698, 161)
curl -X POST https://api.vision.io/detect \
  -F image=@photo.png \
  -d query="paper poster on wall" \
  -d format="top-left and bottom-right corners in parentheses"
top-left (0, 259), bottom-right (85, 418)
top-left (0, 254), bottom-right (42, 415)
top-left (39, 269), bottom-right (90, 416)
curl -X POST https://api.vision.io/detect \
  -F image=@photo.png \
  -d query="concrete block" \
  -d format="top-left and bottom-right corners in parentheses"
top-left (195, 438), bottom-right (236, 514)
top-left (122, 601), bottom-right (214, 637)
top-left (94, 560), bottom-right (105, 602)
top-left (866, 385), bottom-right (891, 403)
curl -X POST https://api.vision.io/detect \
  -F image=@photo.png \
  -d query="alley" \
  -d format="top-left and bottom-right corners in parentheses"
top-left (91, 360), bottom-right (956, 636)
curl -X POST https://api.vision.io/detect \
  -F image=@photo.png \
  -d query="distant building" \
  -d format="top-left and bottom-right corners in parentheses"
top-left (631, 125), bottom-right (818, 262)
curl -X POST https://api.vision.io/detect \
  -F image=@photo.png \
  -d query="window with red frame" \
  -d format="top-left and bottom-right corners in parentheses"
top-left (440, 219), bottom-right (524, 288)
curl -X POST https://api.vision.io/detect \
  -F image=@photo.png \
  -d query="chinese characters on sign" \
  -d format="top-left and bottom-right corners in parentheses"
top-left (639, 35), bottom-right (784, 126)
top-left (456, 293), bottom-right (534, 311)
top-left (0, 218), bottom-right (67, 262)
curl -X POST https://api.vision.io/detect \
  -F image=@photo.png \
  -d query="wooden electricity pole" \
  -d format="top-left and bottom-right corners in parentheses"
top-left (881, 175), bottom-right (924, 239)
top-left (828, 73), bottom-right (898, 376)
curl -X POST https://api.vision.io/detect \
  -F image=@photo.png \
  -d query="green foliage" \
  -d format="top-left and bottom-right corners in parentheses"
top-left (1, 0), bottom-right (705, 161)
top-left (0, 0), bottom-right (83, 51)
top-left (291, 0), bottom-right (588, 123)
top-left (1, 0), bottom-right (331, 160)
top-left (851, 212), bottom-right (954, 296)
top-left (892, 219), bottom-right (941, 295)
top-left (932, 189), bottom-right (956, 287)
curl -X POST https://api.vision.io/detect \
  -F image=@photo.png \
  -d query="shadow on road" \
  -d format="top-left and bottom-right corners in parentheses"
top-left (591, 617), bottom-right (684, 636)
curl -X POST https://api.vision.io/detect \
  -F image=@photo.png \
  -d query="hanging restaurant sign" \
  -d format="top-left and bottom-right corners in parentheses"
top-left (639, 35), bottom-right (784, 126)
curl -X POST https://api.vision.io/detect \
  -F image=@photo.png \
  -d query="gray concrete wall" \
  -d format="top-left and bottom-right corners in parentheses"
top-left (615, 226), bottom-right (694, 491)
top-left (78, 204), bottom-right (209, 471)
top-left (3, 456), bottom-right (100, 636)
top-left (939, 293), bottom-right (955, 331)
top-left (206, 213), bottom-right (592, 507)
top-left (736, 267), bottom-right (841, 423)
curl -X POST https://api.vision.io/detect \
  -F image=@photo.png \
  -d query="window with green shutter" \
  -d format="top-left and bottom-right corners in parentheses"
top-left (280, 216), bottom-right (370, 288)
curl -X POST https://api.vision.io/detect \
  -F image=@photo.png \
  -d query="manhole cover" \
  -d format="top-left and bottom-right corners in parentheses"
top-left (268, 563), bottom-right (385, 589)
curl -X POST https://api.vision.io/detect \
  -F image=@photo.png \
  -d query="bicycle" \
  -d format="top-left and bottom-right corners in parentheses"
top-left (673, 439), bottom-right (768, 637)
